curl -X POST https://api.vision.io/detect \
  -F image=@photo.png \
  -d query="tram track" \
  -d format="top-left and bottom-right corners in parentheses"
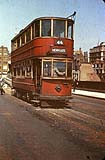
top-left (39, 108), bottom-right (105, 134)
top-left (1, 94), bottom-right (105, 160)
top-left (28, 96), bottom-right (105, 152)
top-left (7, 93), bottom-right (105, 130)
top-left (35, 111), bottom-right (104, 158)
top-left (5, 93), bottom-right (105, 150)
top-left (69, 95), bottom-right (105, 120)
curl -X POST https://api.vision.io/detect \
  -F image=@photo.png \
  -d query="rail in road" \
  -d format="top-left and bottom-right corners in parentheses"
top-left (20, 94), bottom-right (105, 160)
top-left (27, 95), bottom-right (105, 160)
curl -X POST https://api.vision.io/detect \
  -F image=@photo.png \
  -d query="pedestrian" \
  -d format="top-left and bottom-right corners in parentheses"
top-left (73, 79), bottom-right (78, 92)
top-left (0, 79), bottom-right (5, 95)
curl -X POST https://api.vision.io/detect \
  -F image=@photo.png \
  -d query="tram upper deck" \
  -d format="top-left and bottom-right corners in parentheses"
top-left (11, 17), bottom-right (74, 62)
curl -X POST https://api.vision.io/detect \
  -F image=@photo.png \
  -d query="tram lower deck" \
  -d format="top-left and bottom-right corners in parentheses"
top-left (12, 57), bottom-right (72, 106)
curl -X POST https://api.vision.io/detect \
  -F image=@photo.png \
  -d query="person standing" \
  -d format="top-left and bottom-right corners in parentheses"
top-left (73, 79), bottom-right (78, 92)
top-left (0, 79), bottom-right (5, 95)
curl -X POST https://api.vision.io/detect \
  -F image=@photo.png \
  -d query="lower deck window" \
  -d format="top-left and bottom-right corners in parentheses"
top-left (26, 66), bottom-right (31, 77)
top-left (12, 61), bottom-right (32, 78)
top-left (43, 60), bottom-right (72, 78)
top-left (53, 62), bottom-right (66, 77)
top-left (43, 61), bottom-right (51, 77)
top-left (13, 68), bottom-right (16, 77)
top-left (22, 67), bottom-right (25, 76)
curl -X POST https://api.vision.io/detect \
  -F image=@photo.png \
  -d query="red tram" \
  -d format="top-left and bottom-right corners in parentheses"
top-left (11, 16), bottom-right (75, 106)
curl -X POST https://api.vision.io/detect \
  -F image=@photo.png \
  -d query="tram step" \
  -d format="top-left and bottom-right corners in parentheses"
top-left (31, 100), bottom-right (40, 107)
top-left (31, 100), bottom-right (40, 103)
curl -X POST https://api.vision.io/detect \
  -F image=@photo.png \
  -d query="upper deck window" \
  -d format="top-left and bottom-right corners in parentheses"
top-left (42, 20), bottom-right (51, 36)
top-left (17, 38), bottom-right (20, 48)
top-left (11, 18), bottom-right (74, 51)
top-left (21, 32), bottom-right (25, 46)
top-left (53, 20), bottom-right (65, 37)
top-left (12, 40), bottom-right (17, 51)
top-left (67, 21), bottom-right (73, 39)
top-left (32, 23), bottom-right (35, 39)
top-left (26, 27), bottom-right (31, 42)
top-left (35, 20), bottom-right (40, 37)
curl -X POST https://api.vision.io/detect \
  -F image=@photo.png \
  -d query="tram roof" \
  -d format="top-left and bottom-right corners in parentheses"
top-left (11, 16), bottom-right (74, 41)
top-left (34, 16), bottom-right (74, 21)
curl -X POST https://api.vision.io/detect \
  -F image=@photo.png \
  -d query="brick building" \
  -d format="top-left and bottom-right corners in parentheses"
top-left (0, 46), bottom-right (10, 78)
top-left (89, 42), bottom-right (105, 81)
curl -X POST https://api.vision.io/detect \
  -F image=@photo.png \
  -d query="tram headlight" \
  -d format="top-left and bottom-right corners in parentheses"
top-left (55, 85), bottom-right (62, 92)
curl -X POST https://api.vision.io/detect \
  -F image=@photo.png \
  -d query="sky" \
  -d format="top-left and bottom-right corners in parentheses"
top-left (0, 0), bottom-right (105, 53)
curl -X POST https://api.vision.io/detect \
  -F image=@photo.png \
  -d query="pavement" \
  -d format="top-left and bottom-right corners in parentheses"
top-left (4, 87), bottom-right (11, 95)
top-left (72, 89), bottom-right (105, 100)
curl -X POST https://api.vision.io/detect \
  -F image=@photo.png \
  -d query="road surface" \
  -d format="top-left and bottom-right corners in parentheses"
top-left (0, 93), bottom-right (105, 160)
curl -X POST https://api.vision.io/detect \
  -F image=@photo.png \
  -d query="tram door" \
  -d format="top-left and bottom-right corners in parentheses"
top-left (33, 59), bottom-right (41, 93)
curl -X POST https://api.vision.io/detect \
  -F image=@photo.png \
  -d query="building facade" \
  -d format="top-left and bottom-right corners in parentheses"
top-left (73, 48), bottom-right (87, 81)
top-left (0, 46), bottom-right (10, 78)
top-left (89, 42), bottom-right (105, 81)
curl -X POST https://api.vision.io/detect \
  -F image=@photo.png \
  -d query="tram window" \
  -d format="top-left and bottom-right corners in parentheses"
top-left (53, 61), bottom-right (66, 77)
top-left (12, 41), bottom-right (17, 51)
top-left (26, 28), bottom-right (31, 42)
top-left (67, 62), bottom-right (72, 77)
top-left (26, 65), bottom-right (31, 77)
top-left (43, 61), bottom-right (51, 77)
top-left (68, 21), bottom-right (73, 39)
top-left (13, 68), bottom-right (16, 77)
top-left (17, 67), bottom-right (20, 76)
top-left (22, 67), bottom-right (25, 76)
top-left (53, 20), bottom-right (65, 37)
top-left (35, 20), bottom-right (40, 37)
top-left (21, 32), bottom-right (25, 46)
top-left (17, 38), bottom-right (20, 48)
top-left (42, 20), bottom-right (51, 36)
top-left (32, 23), bottom-right (35, 39)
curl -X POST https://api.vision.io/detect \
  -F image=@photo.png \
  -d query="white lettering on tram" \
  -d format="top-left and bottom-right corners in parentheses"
top-left (52, 48), bottom-right (66, 53)
top-left (56, 40), bottom-right (63, 45)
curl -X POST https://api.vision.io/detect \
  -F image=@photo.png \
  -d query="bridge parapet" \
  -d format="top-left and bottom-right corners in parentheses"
top-left (77, 81), bottom-right (105, 93)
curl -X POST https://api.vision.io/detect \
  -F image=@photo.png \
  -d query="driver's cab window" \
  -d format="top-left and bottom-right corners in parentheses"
top-left (53, 61), bottom-right (66, 77)
top-left (42, 59), bottom-right (71, 78)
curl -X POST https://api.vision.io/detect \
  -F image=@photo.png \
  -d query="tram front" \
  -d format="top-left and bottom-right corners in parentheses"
top-left (40, 57), bottom-right (72, 106)
top-left (35, 16), bottom-right (75, 106)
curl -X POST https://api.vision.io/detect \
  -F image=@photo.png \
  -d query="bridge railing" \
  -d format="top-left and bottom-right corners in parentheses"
top-left (77, 81), bottom-right (105, 92)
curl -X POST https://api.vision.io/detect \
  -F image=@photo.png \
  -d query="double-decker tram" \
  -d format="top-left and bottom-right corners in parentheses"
top-left (11, 15), bottom-right (75, 107)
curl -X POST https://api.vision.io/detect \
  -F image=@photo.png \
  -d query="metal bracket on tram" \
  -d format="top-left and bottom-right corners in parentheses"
top-left (67, 11), bottom-right (76, 21)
